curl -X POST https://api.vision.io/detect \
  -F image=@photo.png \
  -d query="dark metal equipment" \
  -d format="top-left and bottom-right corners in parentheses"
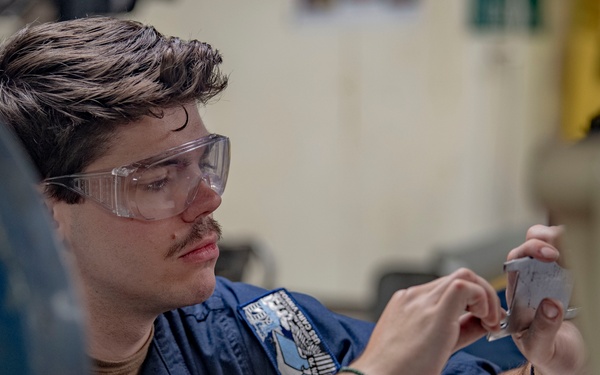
top-left (0, 123), bottom-right (89, 374)
top-left (1, 0), bottom-right (138, 21)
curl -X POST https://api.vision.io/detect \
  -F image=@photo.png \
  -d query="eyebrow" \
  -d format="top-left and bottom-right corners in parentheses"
top-left (146, 157), bottom-right (191, 170)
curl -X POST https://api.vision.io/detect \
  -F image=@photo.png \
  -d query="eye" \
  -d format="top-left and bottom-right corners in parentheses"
top-left (199, 160), bottom-right (217, 170)
top-left (137, 167), bottom-right (174, 193)
top-left (142, 177), bottom-right (171, 192)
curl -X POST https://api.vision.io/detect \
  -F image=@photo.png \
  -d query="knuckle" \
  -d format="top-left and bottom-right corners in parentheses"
top-left (391, 288), bottom-right (407, 301)
top-left (526, 224), bottom-right (546, 239)
top-left (391, 284), bottom-right (426, 302)
top-left (403, 286), bottom-right (418, 298)
top-left (449, 278), bottom-right (469, 292)
top-left (453, 267), bottom-right (475, 280)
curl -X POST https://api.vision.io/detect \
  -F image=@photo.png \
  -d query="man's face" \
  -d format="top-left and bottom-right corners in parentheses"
top-left (51, 104), bottom-right (222, 316)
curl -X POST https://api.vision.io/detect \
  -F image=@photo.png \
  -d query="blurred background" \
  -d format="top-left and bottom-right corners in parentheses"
top-left (0, 0), bottom-right (596, 319)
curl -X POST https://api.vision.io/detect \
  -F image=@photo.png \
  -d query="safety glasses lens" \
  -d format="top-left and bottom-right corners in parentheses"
top-left (132, 137), bottom-right (229, 220)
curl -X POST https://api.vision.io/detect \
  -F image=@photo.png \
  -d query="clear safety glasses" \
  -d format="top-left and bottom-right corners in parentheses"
top-left (43, 134), bottom-right (230, 221)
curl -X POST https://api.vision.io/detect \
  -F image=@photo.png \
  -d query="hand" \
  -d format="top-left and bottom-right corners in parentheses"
top-left (350, 268), bottom-right (504, 375)
top-left (506, 225), bottom-right (587, 375)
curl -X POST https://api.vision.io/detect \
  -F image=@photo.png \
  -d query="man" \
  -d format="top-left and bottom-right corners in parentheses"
top-left (0, 17), bottom-right (586, 374)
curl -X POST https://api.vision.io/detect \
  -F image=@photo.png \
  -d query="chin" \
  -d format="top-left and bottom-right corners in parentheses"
top-left (176, 270), bottom-right (217, 309)
top-left (155, 264), bottom-right (219, 313)
top-left (194, 273), bottom-right (217, 303)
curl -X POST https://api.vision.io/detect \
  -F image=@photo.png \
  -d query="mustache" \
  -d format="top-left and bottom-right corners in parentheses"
top-left (166, 217), bottom-right (222, 258)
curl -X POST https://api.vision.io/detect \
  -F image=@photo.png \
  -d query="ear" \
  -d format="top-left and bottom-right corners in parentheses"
top-left (38, 186), bottom-right (70, 243)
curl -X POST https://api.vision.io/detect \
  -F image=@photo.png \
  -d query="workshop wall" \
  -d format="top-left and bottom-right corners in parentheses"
top-left (0, 0), bottom-right (569, 307)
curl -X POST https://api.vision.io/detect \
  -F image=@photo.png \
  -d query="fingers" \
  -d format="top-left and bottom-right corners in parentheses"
top-left (511, 298), bottom-right (588, 374)
top-left (506, 226), bottom-right (587, 374)
top-left (356, 268), bottom-right (504, 375)
top-left (436, 269), bottom-right (503, 329)
top-left (507, 225), bottom-right (563, 262)
top-left (525, 225), bottom-right (563, 245)
top-left (384, 268), bottom-right (503, 333)
top-left (513, 299), bottom-right (563, 360)
top-left (455, 313), bottom-right (489, 350)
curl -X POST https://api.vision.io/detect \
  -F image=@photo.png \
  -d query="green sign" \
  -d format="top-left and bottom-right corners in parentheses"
top-left (470, 0), bottom-right (543, 31)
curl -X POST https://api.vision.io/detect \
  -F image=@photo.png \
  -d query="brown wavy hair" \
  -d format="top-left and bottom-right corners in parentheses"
top-left (0, 16), bottom-right (228, 203)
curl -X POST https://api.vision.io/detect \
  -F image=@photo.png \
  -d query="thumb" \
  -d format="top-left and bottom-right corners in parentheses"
top-left (515, 298), bottom-right (563, 362)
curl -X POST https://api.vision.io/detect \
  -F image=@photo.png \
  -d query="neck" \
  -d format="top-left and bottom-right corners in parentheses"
top-left (85, 297), bottom-right (157, 362)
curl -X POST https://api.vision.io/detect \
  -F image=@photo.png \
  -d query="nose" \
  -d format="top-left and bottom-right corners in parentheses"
top-left (180, 180), bottom-right (222, 223)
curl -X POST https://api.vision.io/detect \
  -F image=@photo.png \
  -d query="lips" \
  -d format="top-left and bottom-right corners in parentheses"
top-left (166, 217), bottom-right (222, 258)
top-left (178, 231), bottom-right (220, 262)
top-left (179, 241), bottom-right (219, 263)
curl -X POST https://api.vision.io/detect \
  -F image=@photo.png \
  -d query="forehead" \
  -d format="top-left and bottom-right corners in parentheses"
top-left (87, 104), bottom-right (210, 171)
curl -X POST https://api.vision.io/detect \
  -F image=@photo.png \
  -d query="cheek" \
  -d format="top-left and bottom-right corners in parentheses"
top-left (67, 207), bottom-right (174, 272)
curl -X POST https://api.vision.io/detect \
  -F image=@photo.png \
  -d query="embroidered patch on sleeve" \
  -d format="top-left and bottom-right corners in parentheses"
top-left (238, 289), bottom-right (340, 375)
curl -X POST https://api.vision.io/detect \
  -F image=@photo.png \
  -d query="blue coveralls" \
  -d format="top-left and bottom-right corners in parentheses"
top-left (141, 277), bottom-right (501, 374)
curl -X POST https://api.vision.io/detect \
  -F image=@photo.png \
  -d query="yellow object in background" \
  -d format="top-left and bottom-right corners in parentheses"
top-left (562, 0), bottom-right (600, 141)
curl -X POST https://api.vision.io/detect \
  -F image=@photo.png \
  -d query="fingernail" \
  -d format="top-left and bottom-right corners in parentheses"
top-left (542, 301), bottom-right (559, 319)
top-left (540, 247), bottom-right (557, 259)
